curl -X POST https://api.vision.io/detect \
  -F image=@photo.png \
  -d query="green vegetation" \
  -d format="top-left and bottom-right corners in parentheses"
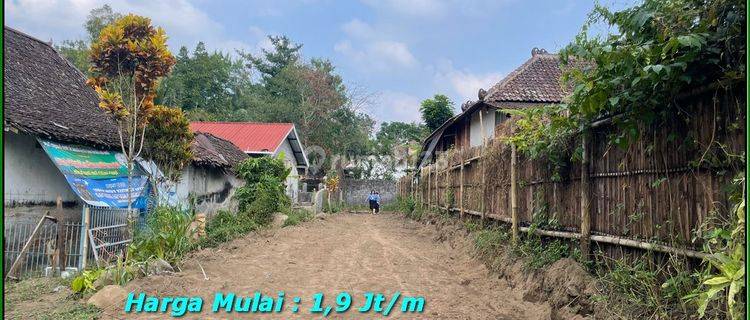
top-left (234, 155), bottom-right (291, 225)
top-left (283, 209), bottom-right (314, 227)
top-left (143, 105), bottom-right (194, 183)
top-left (198, 209), bottom-right (261, 248)
top-left (128, 206), bottom-right (194, 266)
top-left (419, 94), bottom-right (455, 132)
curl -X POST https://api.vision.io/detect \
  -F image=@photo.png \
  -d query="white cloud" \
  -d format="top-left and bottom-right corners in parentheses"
top-left (335, 19), bottom-right (417, 72)
top-left (341, 18), bottom-right (374, 39)
top-left (368, 91), bottom-right (423, 124)
top-left (432, 59), bottom-right (503, 103)
top-left (359, 0), bottom-right (516, 19)
top-left (4, 0), bottom-right (258, 55)
top-left (360, 0), bottom-right (446, 17)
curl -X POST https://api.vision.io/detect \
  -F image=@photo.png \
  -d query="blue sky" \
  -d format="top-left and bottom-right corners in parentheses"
top-left (5, 0), bottom-right (631, 125)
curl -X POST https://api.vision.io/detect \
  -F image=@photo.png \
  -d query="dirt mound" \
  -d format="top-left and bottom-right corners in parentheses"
top-left (421, 213), bottom-right (602, 320)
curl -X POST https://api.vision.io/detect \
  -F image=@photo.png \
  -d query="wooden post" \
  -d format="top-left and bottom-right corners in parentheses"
top-left (427, 166), bottom-right (431, 208)
top-left (54, 195), bottom-right (67, 274)
top-left (511, 144), bottom-right (518, 244)
top-left (580, 130), bottom-right (592, 260)
top-left (478, 108), bottom-right (488, 222)
top-left (459, 152), bottom-right (465, 219)
top-left (80, 206), bottom-right (91, 269)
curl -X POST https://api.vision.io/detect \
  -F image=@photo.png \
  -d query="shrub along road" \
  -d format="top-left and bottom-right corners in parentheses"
top-left (107, 213), bottom-right (552, 319)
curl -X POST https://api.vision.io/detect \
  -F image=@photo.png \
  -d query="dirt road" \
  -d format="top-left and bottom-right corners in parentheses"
top-left (108, 213), bottom-right (552, 319)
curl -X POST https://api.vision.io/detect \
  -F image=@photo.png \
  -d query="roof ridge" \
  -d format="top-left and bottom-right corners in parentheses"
top-left (485, 54), bottom-right (541, 97)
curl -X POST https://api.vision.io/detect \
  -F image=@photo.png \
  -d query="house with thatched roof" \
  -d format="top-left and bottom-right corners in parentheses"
top-left (3, 26), bottom-right (124, 223)
top-left (415, 48), bottom-right (592, 169)
top-left (3, 26), bottom-right (251, 221)
top-left (174, 132), bottom-right (249, 215)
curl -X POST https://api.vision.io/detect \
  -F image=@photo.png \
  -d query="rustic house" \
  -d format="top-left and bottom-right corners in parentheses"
top-left (190, 122), bottom-right (309, 203)
top-left (3, 26), bottom-right (121, 224)
top-left (415, 48), bottom-right (591, 169)
top-left (175, 132), bottom-right (248, 215)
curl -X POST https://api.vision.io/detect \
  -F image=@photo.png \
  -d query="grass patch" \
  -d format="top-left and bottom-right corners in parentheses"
top-left (5, 277), bottom-right (100, 320)
top-left (196, 209), bottom-right (262, 248)
top-left (283, 208), bottom-right (313, 227)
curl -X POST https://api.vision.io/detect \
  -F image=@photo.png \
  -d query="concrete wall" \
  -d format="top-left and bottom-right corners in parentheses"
top-left (4, 132), bottom-right (78, 205)
top-left (340, 179), bottom-right (397, 206)
top-left (275, 140), bottom-right (300, 203)
top-left (4, 132), bottom-right (82, 224)
top-left (469, 106), bottom-right (496, 147)
top-left (175, 164), bottom-right (244, 216)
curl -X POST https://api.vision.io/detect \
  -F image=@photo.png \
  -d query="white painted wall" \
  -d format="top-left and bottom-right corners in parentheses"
top-left (469, 107), bottom-right (496, 147)
top-left (4, 132), bottom-right (78, 205)
top-left (275, 139), bottom-right (300, 203)
top-left (174, 164), bottom-right (244, 216)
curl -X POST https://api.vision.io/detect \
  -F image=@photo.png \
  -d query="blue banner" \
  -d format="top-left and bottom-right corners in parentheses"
top-left (40, 139), bottom-right (150, 209)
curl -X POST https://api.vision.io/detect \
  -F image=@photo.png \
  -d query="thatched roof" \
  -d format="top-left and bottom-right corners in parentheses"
top-left (191, 132), bottom-right (248, 170)
top-left (3, 27), bottom-right (119, 148)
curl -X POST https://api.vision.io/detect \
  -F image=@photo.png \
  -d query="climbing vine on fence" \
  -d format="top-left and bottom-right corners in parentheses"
top-left (508, 0), bottom-right (745, 158)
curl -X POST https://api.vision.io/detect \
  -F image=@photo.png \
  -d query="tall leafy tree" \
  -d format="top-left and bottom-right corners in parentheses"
top-left (420, 94), bottom-right (455, 132)
top-left (87, 14), bottom-right (176, 211)
top-left (156, 42), bottom-right (246, 113)
top-left (56, 4), bottom-right (122, 75)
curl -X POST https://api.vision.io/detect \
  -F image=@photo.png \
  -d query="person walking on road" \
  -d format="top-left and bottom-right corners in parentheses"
top-left (368, 190), bottom-right (381, 214)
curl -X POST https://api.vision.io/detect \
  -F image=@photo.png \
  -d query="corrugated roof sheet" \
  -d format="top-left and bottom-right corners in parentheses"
top-left (190, 122), bottom-right (294, 153)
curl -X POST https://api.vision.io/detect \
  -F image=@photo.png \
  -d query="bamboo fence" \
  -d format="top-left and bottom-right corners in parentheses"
top-left (399, 86), bottom-right (745, 260)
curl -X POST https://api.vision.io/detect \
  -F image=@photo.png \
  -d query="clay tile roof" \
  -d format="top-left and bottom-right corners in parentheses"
top-left (189, 122), bottom-right (295, 153)
top-left (3, 27), bottom-right (119, 149)
top-left (191, 132), bottom-right (248, 169)
top-left (485, 50), bottom-right (593, 106)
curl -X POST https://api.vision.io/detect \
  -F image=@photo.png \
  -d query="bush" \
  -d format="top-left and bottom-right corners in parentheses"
top-left (198, 210), bottom-right (260, 248)
top-left (128, 206), bottom-right (194, 266)
top-left (283, 209), bottom-right (313, 227)
top-left (234, 156), bottom-right (291, 225)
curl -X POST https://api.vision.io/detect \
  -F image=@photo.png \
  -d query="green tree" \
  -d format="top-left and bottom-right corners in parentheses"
top-left (56, 4), bottom-right (122, 75)
top-left (84, 4), bottom-right (122, 42)
top-left (420, 94), bottom-right (455, 132)
top-left (156, 42), bottom-right (246, 113)
top-left (375, 121), bottom-right (428, 152)
top-left (244, 35), bottom-right (302, 82)
top-left (144, 105), bottom-right (194, 184)
top-left (88, 14), bottom-right (176, 211)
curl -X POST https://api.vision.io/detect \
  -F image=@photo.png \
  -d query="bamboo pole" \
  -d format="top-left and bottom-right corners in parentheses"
top-left (436, 205), bottom-right (707, 259)
top-left (580, 130), bottom-right (592, 260)
top-left (511, 143), bottom-right (518, 244)
top-left (80, 207), bottom-right (91, 269)
top-left (459, 151), bottom-right (465, 219)
top-left (54, 196), bottom-right (67, 273)
top-left (427, 165), bottom-right (431, 208)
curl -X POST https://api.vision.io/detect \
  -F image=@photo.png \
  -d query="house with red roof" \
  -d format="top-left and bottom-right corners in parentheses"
top-left (190, 122), bottom-right (309, 203)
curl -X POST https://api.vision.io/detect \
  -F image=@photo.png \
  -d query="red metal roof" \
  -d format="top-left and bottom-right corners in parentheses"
top-left (190, 122), bottom-right (294, 154)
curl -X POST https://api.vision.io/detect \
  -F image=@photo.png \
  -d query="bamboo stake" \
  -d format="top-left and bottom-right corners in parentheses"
top-left (580, 130), bottom-right (592, 260)
top-left (80, 207), bottom-right (91, 269)
top-left (459, 151), bottom-right (465, 219)
top-left (511, 143), bottom-right (518, 244)
top-left (54, 196), bottom-right (67, 273)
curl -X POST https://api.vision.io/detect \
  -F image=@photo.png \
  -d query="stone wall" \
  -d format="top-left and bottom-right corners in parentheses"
top-left (340, 179), bottom-right (397, 206)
